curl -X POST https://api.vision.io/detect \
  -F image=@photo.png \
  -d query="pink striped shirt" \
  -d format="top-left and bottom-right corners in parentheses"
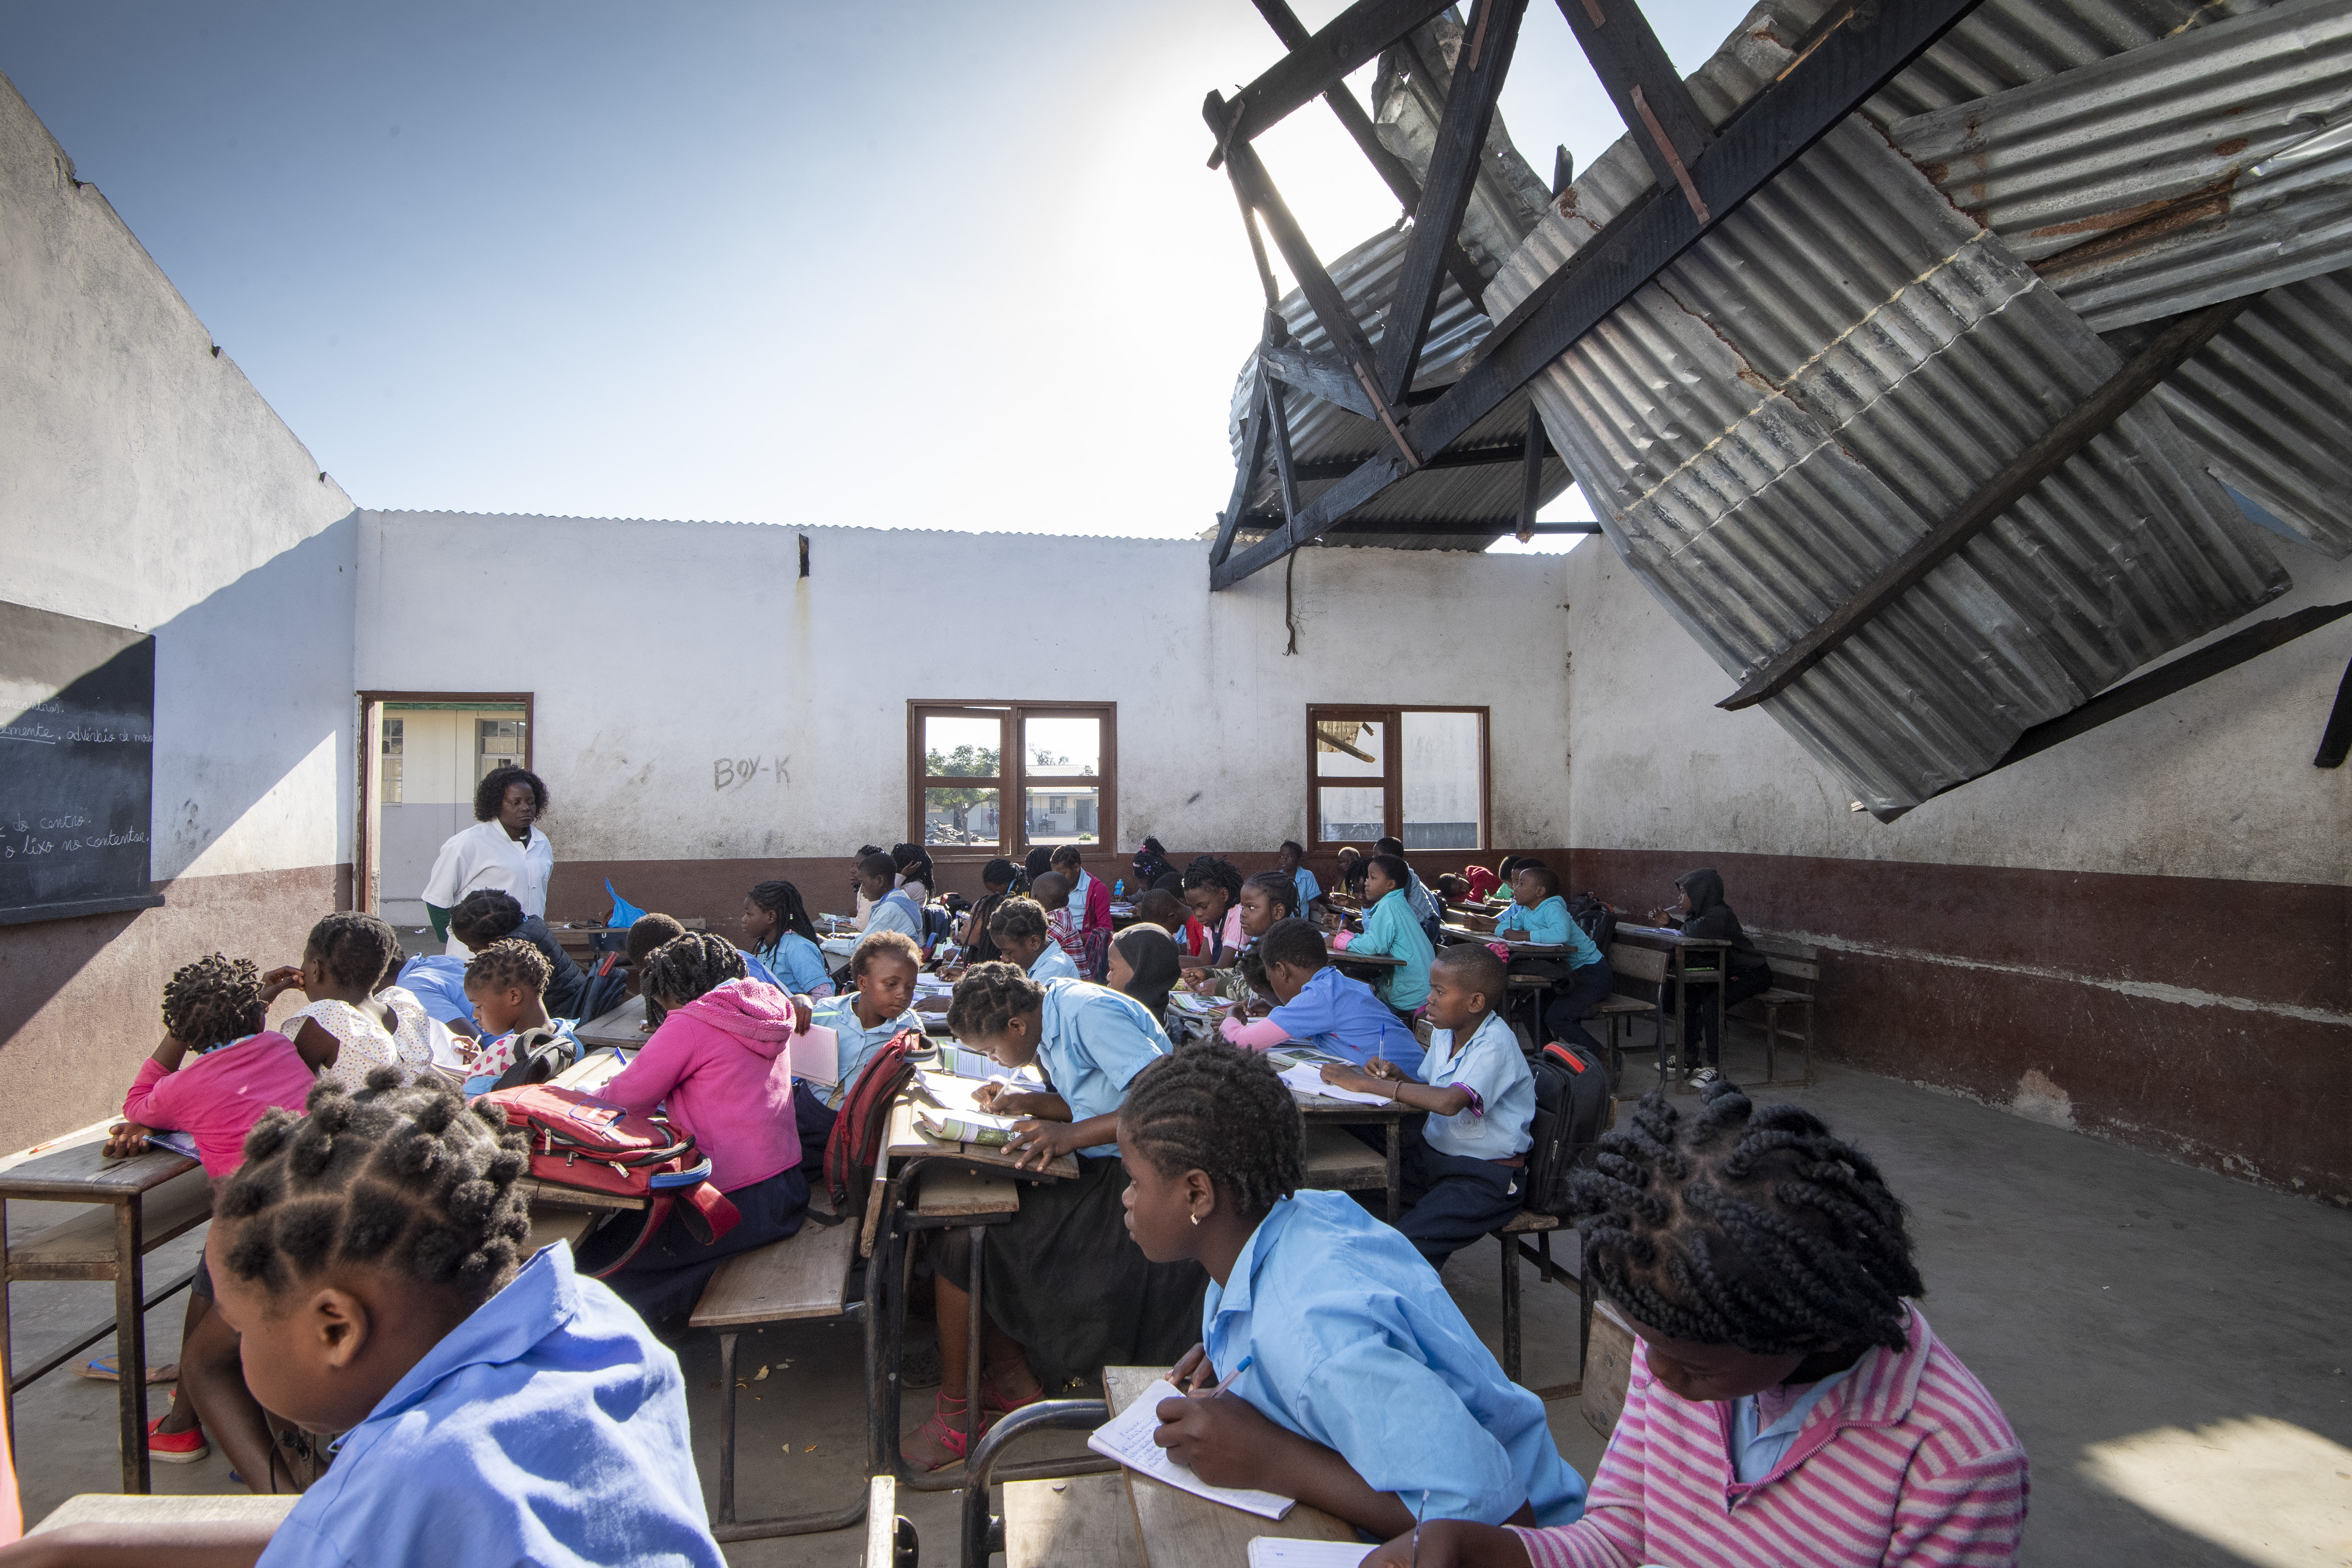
top-left (1514, 1306), bottom-right (2026, 1568)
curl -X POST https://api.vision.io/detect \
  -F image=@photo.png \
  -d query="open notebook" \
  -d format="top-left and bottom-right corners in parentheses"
top-left (1088, 1380), bottom-right (1296, 1520)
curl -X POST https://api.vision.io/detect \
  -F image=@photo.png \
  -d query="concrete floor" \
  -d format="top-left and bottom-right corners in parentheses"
top-left (9, 1033), bottom-right (2350, 1566)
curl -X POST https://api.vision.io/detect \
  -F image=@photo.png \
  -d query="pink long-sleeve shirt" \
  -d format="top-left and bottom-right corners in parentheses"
top-left (1512, 1305), bottom-right (2026, 1568)
top-left (121, 1033), bottom-right (318, 1178)
top-left (602, 979), bottom-right (801, 1193)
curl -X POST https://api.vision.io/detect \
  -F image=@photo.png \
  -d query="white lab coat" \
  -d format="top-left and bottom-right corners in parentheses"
top-left (421, 820), bottom-right (554, 954)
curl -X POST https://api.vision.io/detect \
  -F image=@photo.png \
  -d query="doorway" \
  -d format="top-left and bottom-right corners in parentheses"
top-left (356, 692), bottom-right (534, 923)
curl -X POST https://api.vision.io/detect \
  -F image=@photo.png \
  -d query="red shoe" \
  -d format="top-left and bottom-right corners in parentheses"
top-left (148, 1416), bottom-right (209, 1463)
top-left (899, 1392), bottom-right (989, 1472)
top-left (980, 1371), bottom-right (1046, 1415)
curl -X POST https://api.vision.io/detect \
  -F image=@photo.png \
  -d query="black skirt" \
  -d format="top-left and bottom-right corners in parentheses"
top-left (576, 1164), bottom-right (809, 1330)
top-left (960, 1154), bottom-right (1206, 1389)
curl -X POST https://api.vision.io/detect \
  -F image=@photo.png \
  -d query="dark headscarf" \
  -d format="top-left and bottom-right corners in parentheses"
top-left (1132, 836), bottom-right (1175, 887)
top-left (1113, 924), bottom-right (1181, 1023)
top-left (1674, 868), bottom-right (1767, 973)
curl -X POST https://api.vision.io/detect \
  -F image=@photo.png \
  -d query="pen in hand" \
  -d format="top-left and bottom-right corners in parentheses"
top-left (1410, 1488), bottom-right (1428, 1568)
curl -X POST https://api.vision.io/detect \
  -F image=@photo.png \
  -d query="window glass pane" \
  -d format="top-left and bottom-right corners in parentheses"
top-left (1024, 786), bottom-right (1099, 845)
top-left (1401, 711), bottom-right (1482, 850)
top-left (477, 718), bottom-right (526, 782)
top-left (925, 787), bottom-right (1000, 847)
top-left (380, 718), bottom-right (403, 804)
top-left (926, 715), bottom-right (1001, 777)
top-left (1318, 786), bottom-right (1385, 844)
top-left (1023, 716), bottom-right (1100, 778)
top-left (1314, 718), bottom-right (1385, 778)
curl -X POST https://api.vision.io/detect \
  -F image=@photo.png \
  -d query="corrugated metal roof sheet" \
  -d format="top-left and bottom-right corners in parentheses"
top-left (1486, 0), bottom-right (2293, 816)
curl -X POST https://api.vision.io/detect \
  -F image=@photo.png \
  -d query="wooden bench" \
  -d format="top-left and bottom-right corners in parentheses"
top-left (1740, 935), bottom-right (1820, 1086)
top-left (686, 1195), bottom-right (864, 1540)
top-left (1593, 943), bottom-right (1671, 1085)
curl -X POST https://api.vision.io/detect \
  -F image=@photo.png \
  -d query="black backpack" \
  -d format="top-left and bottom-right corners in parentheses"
top-left (572, 955), bottom-right (628, 1026)
top-left (1523, 1041), bottom-right (1612, 1216)
top-left (1564, 894), bottom-right (1617, 955)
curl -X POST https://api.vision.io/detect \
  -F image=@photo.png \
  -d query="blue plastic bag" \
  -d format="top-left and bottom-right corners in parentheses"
top-left (604, 878), bottom-right (646, 931)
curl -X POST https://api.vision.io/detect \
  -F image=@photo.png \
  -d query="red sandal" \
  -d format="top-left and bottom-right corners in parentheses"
top-left (899, 1390), bottom-right (990, 1471)
top-left (980, 1371), bottom-right (1047, 1415)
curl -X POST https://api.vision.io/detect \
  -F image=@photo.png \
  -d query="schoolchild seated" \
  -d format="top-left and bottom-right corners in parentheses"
top-left (798, 932), bottom-right (925, 1173)
top-left (740, 878), bottom-right (833, 998)
top-left (461, 939), bottom-right (580, 1095)
top-left (988, 895), bottom-right (1080, 983)
top-left (1218, 919), bottom-right (1423, 1076)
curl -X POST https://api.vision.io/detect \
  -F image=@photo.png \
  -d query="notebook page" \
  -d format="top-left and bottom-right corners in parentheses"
top-left (1246, 1542), bottom-right (1370, 1568)
top-left (1276, 1063), bottom-right (1391, 1107)
top-left (1087, 1379), bottom-right (1296, 1521)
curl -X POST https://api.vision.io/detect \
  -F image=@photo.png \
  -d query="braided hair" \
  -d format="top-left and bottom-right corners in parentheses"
top-left (216, 1072), bottom-right (531, 1308)
top-left (1121, 1045), bottom-right (1303, 1216)
top-left (162, 953), bottom-right (267, 1049)
top-left (304, 911), bottom-right (404, 990)
top-left (448, 889), bottom-right (526, 949)
top-left (892, 842), bottom-right (935, 894)
top-left (1572, 1081), bottom-right (1924, 1356)
top-left (986, 896), bottom-right (1051, 947)
top-left (945, 960), bottom-right (1045, 1040)
top-left (982, 857), bottom-right (1027, 895)
top-left (1242, 869), bottom-right (1300, 923)
top-left (1180, 856), bottom-right (1245, 909)
top-left (464, 937), bottom-right (549, 996)
top-left (473, 765), bottom-right (548, 823)
top-left (640, 931), bottom-right (746, 1009)
top-left (747, 879), bottom-right (819, 944)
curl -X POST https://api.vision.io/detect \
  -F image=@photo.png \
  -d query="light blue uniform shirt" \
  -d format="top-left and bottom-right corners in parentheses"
top-left (862, 890), bottom-right (925, 943)
top-left (1268, 967), bottom-right (1425, 1077)
top-left (757, 932), bottom-right (833, 995)
top-left (1292, 867), bottom-right (1322, 908)
top-left (1404, 870), bottom-right (1440, 927)
top-left (1347, 888), bottom-right (1435, 1011)
top-left (811, 993), bottom-right (927, 1109)
top-left (257, 1244), bottom-right (723, 1568)
top-left (1730, 1363), bottom-right (1859, 1482)
top-left (1420, 1012), bottom-right (1534, 1160)
top-left (1027, 940), bottom-right (1081, 983)
top-left (396, 954), bottom-right (476, 1033)
top-left (1034, 978), bottom-right (1169, 1156)
top-left (1494, 897), bottom-right (1603, 969)
top-left (1203, 1190), bottom-right (1587, 1527)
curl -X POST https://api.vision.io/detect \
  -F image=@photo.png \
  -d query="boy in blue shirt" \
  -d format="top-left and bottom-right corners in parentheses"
top-left (1220, 919), bottom-right (1423, 1077)
top-left (1118, 1044), bottom-right (1586, 1535)
top-left (1494, 863), bottom-right (1615, 1059)
top-left (1322, 944), bottom-right (1532, 1266)
top-left (1277, 840), bottom-right (1322, 916)
top-left (1332, 852), bottom-right (1435, 1014)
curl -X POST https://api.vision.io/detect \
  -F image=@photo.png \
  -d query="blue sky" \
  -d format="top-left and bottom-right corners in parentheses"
top-left (3, 0), bottom-right (1751, 541)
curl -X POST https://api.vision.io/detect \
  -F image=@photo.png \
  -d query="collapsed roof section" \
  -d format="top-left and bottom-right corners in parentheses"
top-left (1202, 0), bottom-right (2352, 817)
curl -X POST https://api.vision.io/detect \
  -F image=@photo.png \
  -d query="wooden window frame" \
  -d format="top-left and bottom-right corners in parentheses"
top-left (908, 700), bottom-right (1118, 865)
top-left (1307, 704), bottom-right (1490, 853)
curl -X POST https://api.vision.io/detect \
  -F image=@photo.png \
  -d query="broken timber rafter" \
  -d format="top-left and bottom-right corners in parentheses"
top-left (1718, 293), bottom-right (2258, 711)
top-left (1552, 0), bottom-right (1714, 221)
top-left (1208, 0), bottom-right (1456, 168)
top-left (1211, 0), bottom-right (1986, 590)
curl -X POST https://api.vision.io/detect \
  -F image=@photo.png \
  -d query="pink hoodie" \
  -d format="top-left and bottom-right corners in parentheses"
top-left (602, 978), bottom-right (802, 1193)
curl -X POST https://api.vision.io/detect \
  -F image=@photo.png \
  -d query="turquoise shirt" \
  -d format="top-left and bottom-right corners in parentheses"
top-left (1034, 979), bottom-right (1170, 1155)
top-left (1419, 1012), bottom-right (1534, 1159)
top-left (1348, 888), bottom-right (1435, 1010)
top-left (1494, 896), bottom-right (1602, 968)
top-left (810, 993), bottom-right (926, 1109)
top-left (1202, 1191), bottom-right (1587, 1526)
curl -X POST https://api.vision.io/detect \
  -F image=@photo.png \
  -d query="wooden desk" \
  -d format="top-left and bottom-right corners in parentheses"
top-left (1289, 1096), bottom-right (1408, 1221)
top-left (1326, 944), bottom-right (1405, 970)
top-left (0, 1121), bottom-right (205, 1492)
top-left (551, 1047), bottom-right (629, 1094)
top-left (1004, 1472), bottom-right (1146, 1568)
top-left (1102, 1365), bottom-right (1357, 1565)
top-left (1612, 925), bottom-right (1731, 1086)
top-left (575, 994), bottom-right (652, 1051)
top-left (883, 1101), bottom-right (1081, 1182)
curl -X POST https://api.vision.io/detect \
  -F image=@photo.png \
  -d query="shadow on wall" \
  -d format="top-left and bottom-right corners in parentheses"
top-left (0, 515), bottom-right (358, 1116)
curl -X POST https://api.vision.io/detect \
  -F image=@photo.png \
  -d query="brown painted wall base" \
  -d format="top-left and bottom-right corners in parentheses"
top-left (1571, 849), bottom-right (2352, 1206)
top-left (0, 863), bottom-right (351, 1156)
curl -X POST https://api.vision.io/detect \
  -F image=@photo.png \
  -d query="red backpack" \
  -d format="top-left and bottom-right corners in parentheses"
top-left (821, 1027), bottom-right (926, 1215)
top-left (479, 1082), bottom-right (740, 1277)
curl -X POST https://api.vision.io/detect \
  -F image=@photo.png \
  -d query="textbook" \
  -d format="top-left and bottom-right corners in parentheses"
top-left (1245, 1545), bottom-right (1365, 1568)
top-left (912, 1105), bottom-right (1025, 1146)
top-left (786, 1023), bottom-right (839, 1087)
top-left (143, 1130), bottom-right (201, 1160)
top-left (941, 1044), bottom-right (1029, 1081)
top-left (1088, 1380), bottom-right (1296, 1520)
top-left (913, 1066), bottom-right (1033, 1115)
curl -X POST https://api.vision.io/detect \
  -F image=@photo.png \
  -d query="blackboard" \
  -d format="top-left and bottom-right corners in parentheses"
top-left (0, 600), bottom-right (165, 925)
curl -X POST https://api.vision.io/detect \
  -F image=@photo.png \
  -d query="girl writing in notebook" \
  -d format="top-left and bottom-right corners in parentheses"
top-left (904, 963), bottom-right (1196, 1470)
top-left (1119, 1044), bottom-right (1587, 1535)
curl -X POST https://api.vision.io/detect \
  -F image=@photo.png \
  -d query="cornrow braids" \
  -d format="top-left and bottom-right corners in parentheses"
top-left (747, 879), bottom-right (819, 944)
top-left (1121, 1045), bottom-right (1303, 1215)
top-left (465, 937), bottom-right (550, 996)
top-left (1180, 856), bottom-right (1244, 905)
top-left (1243, 869), bottom-right (1300, 921)
top-left (217, 1071), bottom-right (531, 1308)
top-left (945, 960), bottom-right (1045, 1041)
top-left (640, 931), bottom-right (746, 1009)
top-left (449, 888), bottom-right (526, 949)
top-left (987, 896), bottom-right (1051, 947)
top-left (1570, 1081), bottom-right (1925, 1357)
top-left (162, 953), bottom-right (268, 1050)
top-left (305, 911), bottom-right (404, 991)
top-left (851, 929), bottom-right (923, 981)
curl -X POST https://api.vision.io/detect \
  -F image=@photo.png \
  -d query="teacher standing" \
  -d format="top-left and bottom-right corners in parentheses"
top-left (422, 764), bottom-right (554, 953)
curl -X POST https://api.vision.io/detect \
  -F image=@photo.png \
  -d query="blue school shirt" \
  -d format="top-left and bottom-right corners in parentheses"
top-left (396, 954), bottom-right (476, 1032)
top-left (1269, 967), bottom-right (1425, 1078)
top-left (1404, 870), bottom-right (1440, 927)
top-left (1202, 1190), bottom-right (1586, 1527)
top-left (1028, 940), bottom-right (1081, 983)
top-left (1420, 1012), bottom-right (1534, 1160)
top-left (1494, 897), bottom-right (1602, 968)
top-left (810, 993), bottom-right (926, 1109)
top-left (863, 890), bottom-right (925, 942)
top-left (1348, 889), bottom-right (1435, 1011)
top-left (1034, 979), bottom-right (1169, 1156)
top-left (257, 1244), bottom-right (723, 1568)
top-left (758, 931), bottom-right (833, 995)
top-left (1292, 867), bottom-right (1322, 908)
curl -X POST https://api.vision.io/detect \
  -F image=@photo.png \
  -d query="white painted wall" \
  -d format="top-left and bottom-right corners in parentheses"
top-left (0, 73), bottom-right (357, 883)
top-left (1558, 537), bottom-right (2352, 884)
top-left (356, 515), bottom-right (1577, 865)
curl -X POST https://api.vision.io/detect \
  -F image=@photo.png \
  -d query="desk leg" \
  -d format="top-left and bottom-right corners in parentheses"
top-left (115, 1195), bottom-right (150, 1493)
top-left (965, 1226), bottom-right (985, 1436)
top-left (1385, 1124), bottom-right (1402, 1224)
top-left (717, 1329), bottom-right (742, 1524)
